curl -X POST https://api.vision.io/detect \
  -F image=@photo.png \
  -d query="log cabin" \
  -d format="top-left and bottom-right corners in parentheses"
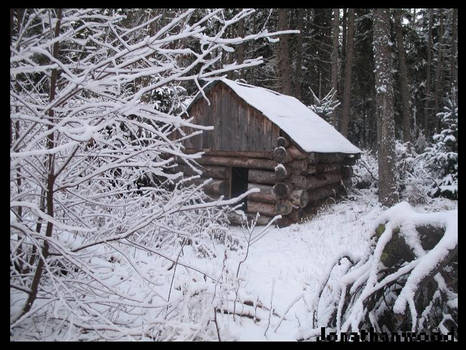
top-left (176, 78), bottom-right (361, 226)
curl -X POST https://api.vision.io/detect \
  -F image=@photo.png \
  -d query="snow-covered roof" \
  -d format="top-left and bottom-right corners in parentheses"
top-left (191, 78), bottom-right (361, 154)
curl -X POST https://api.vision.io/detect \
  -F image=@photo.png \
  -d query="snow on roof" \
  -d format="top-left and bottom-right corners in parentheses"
top-left (194, 78), bottom-right (361, 154)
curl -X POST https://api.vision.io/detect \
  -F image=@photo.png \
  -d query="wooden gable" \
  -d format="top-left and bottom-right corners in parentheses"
top-left (184, 81), bottom-right (280, 152)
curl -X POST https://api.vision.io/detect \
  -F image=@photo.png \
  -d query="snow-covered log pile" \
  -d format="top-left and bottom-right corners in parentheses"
top-left (299, 201), bottom-right (457, 340)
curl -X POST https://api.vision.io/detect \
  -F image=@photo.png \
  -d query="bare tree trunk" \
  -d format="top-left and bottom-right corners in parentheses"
top-left (277, 8), bottom-right (292, 95)
top-left (373, 8), bottom-right (399, 207)
top-left (330, 8), bottom-right (340, 128)
top-left (340, 8), bottom-right (354, 137)
top-left (394, 9), bottom-right (411, 143)
top-left (294, 8), bottom-right (304, 100)
top-left (424, 9), bottom-right (433, 136)
top-left (19, 8), bottom-right (62, 318)
top-left (433, 9), bottom-right (445, 133)
top-left (450, 8), bottom-right (458, 95)
top-left (236, 13), bottom-right (246, 80)
top-left (449, 9), bottom-right (457, 93)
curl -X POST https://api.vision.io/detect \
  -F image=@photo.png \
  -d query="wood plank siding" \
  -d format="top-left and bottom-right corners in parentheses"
top-left (184, 82), bottom-right (280, 152)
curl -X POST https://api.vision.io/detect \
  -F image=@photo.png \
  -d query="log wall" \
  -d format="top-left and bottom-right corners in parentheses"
top-left (173, 136), bottom-right (359, 226)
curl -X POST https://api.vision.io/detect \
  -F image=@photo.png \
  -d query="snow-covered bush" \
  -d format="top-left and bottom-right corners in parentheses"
top-left (307, 202), bottom-right (457, 338)
top-left (10, 8), bottom-right (292, 340)
top-left (351, 149), bottom-right (378, 190)
top-left (421, 97), bottom-right (458, 200)
top-left (394, 141), bottom-right (432, 205)
top-left (308, 88), bottom-right (340, 120)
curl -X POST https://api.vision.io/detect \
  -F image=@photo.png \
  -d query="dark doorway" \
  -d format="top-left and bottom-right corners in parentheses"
top-left (231, 167), bottom-right (249, 211)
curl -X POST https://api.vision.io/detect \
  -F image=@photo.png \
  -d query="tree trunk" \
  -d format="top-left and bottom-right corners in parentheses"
top-left (450, 9), bottom-right (458, 94)
top-left (236, 12), bottom-right (246, 80)
top-left (433, 9), bottom-right (445, 133)
top-left (424, 9), bottom-right (433, 136)
top-left (394, 9), bottom-right (412, 143)
top-left (330, 8), bottom-right (340, 128)
top-left (20, 8), bottom-right (63, 318)
top-left (277, 8), bottom-right (292, 95)
top-left (373, 8), bottom-right (399, 207)
top-left (340, 8), bottom-right (354, 137)
top-left (294, 8), bottom-right (304, 99)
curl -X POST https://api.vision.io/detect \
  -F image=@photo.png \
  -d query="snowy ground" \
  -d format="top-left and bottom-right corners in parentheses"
top-left (10, 188), bottom-right (456, 341)
top-left (202, 189), bottom-right (457, 341)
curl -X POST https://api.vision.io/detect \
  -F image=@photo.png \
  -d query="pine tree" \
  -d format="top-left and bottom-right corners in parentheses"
top-left (423, 94), bottom-right (458, 199)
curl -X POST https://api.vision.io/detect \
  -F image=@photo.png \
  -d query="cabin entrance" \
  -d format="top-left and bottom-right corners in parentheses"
top-left (230, 167), bottom-right (249, 211)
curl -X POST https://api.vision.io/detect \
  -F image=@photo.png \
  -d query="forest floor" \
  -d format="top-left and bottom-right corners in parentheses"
top-left (10, 187), bottom-right (457, 341)
top-left (204, 188), bottom-right (457, 341)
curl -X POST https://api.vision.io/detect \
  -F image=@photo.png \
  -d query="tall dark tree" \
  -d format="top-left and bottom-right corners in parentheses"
top-left (450, 8), bottom-right (458, 94)
top-left (277, 8), bottom-right (292, 95)
top-left (373, 8), bottom-right (399, 206)
top-left (340, 8), bottom-right (354, 137)
top-left (394, 9), bottom-right (412, 143)
top-left (433, 9), bottom-right (445, 131)
top-left (424, 8), bottom-right (433, 135)
top-left (294, 8), bottom-right (304, 99)
top-left (330, 8), bottom-right (340, 128)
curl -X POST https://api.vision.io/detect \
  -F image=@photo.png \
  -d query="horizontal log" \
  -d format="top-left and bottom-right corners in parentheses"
top-left (276, 136), bottom-right (290, 148)
top-left (308, 153), bottom-right (347, 164)
top-left (174, 164), bottom-right (228, 180)
top-left (288, 145), bottom-right (308, 160)
top-left (247, 183), bottom-right (277, 204)
top-left (307, 184), bottom-right (339, 204)
top-left (184, 148), bottom-right (273, 159)
top-left (291, 171), bottom-right (343, 190)
top-left (273, 182), bottom-right (291, 199)
top-left (197, 155), bottom-right (277, 170)
top-left (228, 212), bottom-right (275, 226)
top-left (289, 189), bottom-right (310, 208)
top-left (307, 153), bottom-right (360, 165)
top-left (273, 146), bottom-right (292, 163)
top-left (316, 163), bottom-right (341, 174)
top-left (307, 165), bottom-right (317, 175)
top-left (248, 169), bottom-right (276, 185)
top-left (172, 163), bottom-right (202, 177)
top-left (247, 200), bottom-right (277, 217)
top-left (203, 165), bottom-right (229, 179)
top-left (204, 179), bottom-right (229, 197)
top-left (318, 153), bottom-right (345, 163)
top-left (288, 159), bottom-right (309, 173)
top-left (246, 199), bottom-right (293, 216)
